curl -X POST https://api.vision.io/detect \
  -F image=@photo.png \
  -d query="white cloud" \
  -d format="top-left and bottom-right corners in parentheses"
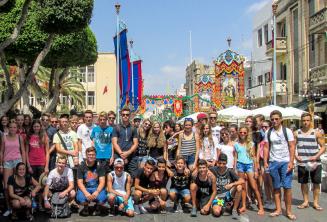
top-left (246, 0), bottom-right (270, 14)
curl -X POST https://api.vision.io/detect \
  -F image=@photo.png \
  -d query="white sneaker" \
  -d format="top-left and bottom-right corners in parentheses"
top-left (139, 205), bottom-right (148, 214)
top-left (3, 209), bottom-right (11, 217)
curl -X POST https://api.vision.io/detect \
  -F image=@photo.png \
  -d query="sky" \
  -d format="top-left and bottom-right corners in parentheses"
top-left (90, 0), bottom-right (271, 95)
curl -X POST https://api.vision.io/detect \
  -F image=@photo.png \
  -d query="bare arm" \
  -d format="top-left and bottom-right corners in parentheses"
top-left (20, 136), bottom-right (26, 164)
top-left (0, 135), bottom-right (4, 166)
top-left (126, 174), bottom-right (132, 198)
top-left (112, 137), bottom-right (123, 156)
top-left (134, 177), bottom-right (149, 193)
top-left (127, 137), bottom-right (139, 156)
top-left (44, 135), bottom-right (50, 172)
top-left (176, 133), bottom-right (182, 157)
top-left (77, 179), bottom-right (90, 196)
top-left (263, 142), bottom-right (269, 167)
top-left (193, 133), bottom-right (200, 167)
top-left (313, 131), bottom-right (326, 160)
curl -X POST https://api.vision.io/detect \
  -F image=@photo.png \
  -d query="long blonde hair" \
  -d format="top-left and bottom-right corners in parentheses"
top-left (138, 118), bottom-right (152, 139)
top-left (199, 123), bottom-right (214, 149)
top-left (238, 126), bottom-right (255, 159)
top-left (147, 122), bottom-right (166, 148)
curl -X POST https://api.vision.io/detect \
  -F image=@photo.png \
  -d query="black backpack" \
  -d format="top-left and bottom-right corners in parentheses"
top-left (267, 127), bottom-right (289, 150)
top-left (50, 192), bottom-right (71, 218)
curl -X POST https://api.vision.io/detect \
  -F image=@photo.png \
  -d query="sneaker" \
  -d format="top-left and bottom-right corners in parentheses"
top-left (173, 202), bottom-right (179, 213)
top-left (134, 205), bottom-right (140, 215)
top-left (191, 207), bottom-right (197, 217)
top-left (80, 207), bottom-right (89, 217)
top-left (139, 205), bottom-right (148, 214)
top-left (184, 202), bottom-right (192, 209)
top-left (231, 210), bottom-right (240, 220)
top-left (3, 209), bottom-right (11, 217)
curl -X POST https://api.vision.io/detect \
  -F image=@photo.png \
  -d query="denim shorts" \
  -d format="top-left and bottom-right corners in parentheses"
top-left (77, 187), bottom-right (107, 204)
top-left (108, 193), bottom-right (134, 211)
top-left (269, 161), bottom-right (293, 189)
top-left (236, 162), bottom-right (253, 173)
top-left (183, 154), bottom-right (195, 166)
top-left (169, 188), bottom-right (190, 197)
top-left (4, 158), bottom-right (22, 169)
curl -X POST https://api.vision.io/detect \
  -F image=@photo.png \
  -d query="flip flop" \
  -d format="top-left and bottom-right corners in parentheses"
top-left (313, 205), bottom-right (323, 211)
top-left (269, 211), bottom-right (281, 217)
top-left (287, 214), bottom-right (296, 220)
top-left (297, 203), bottom-right (309, 209)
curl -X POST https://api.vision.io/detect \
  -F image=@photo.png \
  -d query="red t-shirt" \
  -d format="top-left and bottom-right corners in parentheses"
top-left (28, 135), bottom-right (46, 166)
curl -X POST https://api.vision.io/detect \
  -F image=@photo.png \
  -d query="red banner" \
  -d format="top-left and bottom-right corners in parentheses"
top-left (174, 100), bottom-right (183, 117)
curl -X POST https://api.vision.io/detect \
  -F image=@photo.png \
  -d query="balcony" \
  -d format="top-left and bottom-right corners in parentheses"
top-left (266, 37), bottom-right (287, 56)
top-left (309, 7), bottom-right (327, 34)
top-left (310, 64), bottom-right (327, 88)
top-left (247, 80), bottom-right (287, 98)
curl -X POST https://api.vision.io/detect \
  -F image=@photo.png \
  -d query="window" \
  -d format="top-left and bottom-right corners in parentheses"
top-left (258, 28), bottom-right (263, 47)
top-left (265, 72), bottom-right (271, 83)
top-left (308, 0), bottom-right (315, 17)
top-left (29, 92), bottom-right (35, 106)
top-left (61, 95), bottom-right (68, 105)
top-left (277, 21), bottom-right (286, 37)
top-left (79, 67), bottom-right (86, 82)
top-left (87, 65), bottom-right (94, 82)
top-left (87, 91), bottom-right (95, 106)
top-left (248, 77), bottom-right (252, 88)
top-left (258, 75), bottom-right (263, 85)
top-left (264, 24), bottom-right (269, 44)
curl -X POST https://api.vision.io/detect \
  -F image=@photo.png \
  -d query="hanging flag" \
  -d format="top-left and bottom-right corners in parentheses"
top-left (103, 85), bottom-right (108, 95)
top-left (174, 100), bottom-right (183, 117)
top-left (114, 28), bottom-right (131, 108)
top-left (128, 60), bottom-right (142, 111)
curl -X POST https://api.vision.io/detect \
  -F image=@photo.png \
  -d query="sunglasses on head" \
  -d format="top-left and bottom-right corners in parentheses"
top-left (185, 118), bottom-right (193, 122)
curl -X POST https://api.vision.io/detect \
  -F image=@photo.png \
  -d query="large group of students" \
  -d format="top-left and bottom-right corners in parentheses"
top-left (0, 107), bottom-right (325, 220)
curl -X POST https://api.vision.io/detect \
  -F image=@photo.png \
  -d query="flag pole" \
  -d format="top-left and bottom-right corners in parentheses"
top-left (115, 3), bottom-right (121, 123)
top-left (130, 39), bottom-right (134, 111)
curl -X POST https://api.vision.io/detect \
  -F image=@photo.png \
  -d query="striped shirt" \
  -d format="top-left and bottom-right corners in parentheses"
top-left (296, 129), bottom-right (320, 166)
top-left (180, 132), bottom-right (196, 156)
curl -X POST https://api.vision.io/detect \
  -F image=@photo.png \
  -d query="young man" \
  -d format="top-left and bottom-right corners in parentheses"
top-left (133, 159), bottom-right (157, 214)
top-left (295, 113), bottom-right (326, 211)
top-left (210, 153), bottom-right (244, 218)
top-left (41, 114), bottom-right (58, 170)
top-left (77, 110), bottom-right (95, 162)
top-left (76, 147), bottom-right (107, 216)
top-left (107, 111), bottom-right (116, 127)
top-left (208, 111), bottom-right (222, 143)
top-left (53, 114), bottom-right (79, 169)
top-left (90, 111), bottom-right (114, 173)
top-left (107, 158), bottom-right (134, 217)
top-left (112, 107), bottom-right (138, 175)
top-left (44, 156), bottom-right (76, 210)
top-left (133, 116), bottom-right (142, 129)
top-left (264, 110), bottom-right (296, 220)
top-left (190, 160), bottom-right (217, 217)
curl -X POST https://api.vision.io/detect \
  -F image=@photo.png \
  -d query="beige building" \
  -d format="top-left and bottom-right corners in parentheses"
top-left (79, 52), bottom-right (117, 113)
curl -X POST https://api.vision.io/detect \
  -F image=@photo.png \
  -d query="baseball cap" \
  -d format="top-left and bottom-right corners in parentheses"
top-left (197, 113), bottom-right (208, 120)
top-left (114, 158), bottom-right (124, 167)
top-left (133, 115), bottom-right (142, 121)
top-left (218, 153), bottom-right (228, 162)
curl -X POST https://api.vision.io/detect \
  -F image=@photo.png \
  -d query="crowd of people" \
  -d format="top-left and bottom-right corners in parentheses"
top-left (0, 107), bottom-right (325, 220)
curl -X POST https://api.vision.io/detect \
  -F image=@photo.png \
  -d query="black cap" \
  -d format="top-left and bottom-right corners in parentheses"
top-left (218, 153), bottom-right (228, 162)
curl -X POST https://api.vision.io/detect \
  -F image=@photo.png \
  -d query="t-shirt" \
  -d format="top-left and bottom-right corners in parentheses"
top-left (211, 125), bottom-right (222, 142)
top-left (135, 168), bottom-right (151, 188)
top-left (171, 169), bottom-right (190, 190)
top-left (46, 126), bottom-right (58, 144)
top-left (112, 124), bottom-right (138, 152)
top-left (210, 166), bottom-right (239, 198)
top-left (234, 142), bottom-right (254, 164)
top-left (46, 167), bottom-right (73, 192)
top-left (90, 125), bottom-right (113, 159)
top-left (217, 143), bottom-right (235, 169)
top-left (53, 130), bottom-right (78, 168)
top-left (264, 127), bottom-right (294, 162)
top-left (77, 124), bottom-right (95, 159)
top-left (28, 134), bottom-right (46, 166)
top-left (7, 174), bottom-right (32, 197)
top-left (77, 161), bottom-right (105, 188)
top-left (199, 136), bottom-right (218, 161)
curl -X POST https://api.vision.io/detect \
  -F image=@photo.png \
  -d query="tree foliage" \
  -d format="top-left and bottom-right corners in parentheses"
top-left (0, 0), bottom-right (16, 13)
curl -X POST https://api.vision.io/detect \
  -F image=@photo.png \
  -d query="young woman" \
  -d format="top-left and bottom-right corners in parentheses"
top-left (176, 119), bottom-right (200, 170)
top-left (147, 122), bottom-right (167, 160)
top-left (198, 124), bottom-right (218, 167)
top-left (235, 126), bottom-right (264, 215)
top-left (228, 124), bottom-right (238, 142)
top-left (16, 114), bottom-right (27, 140)
top-left (0, 115), bottom-right (9, 135)
top-left (137, 119), bottom-right (152, 168)
top-left (174, 123), bottom-right (183, 133)
top-left (0, 122), bottom-right (26, 216)
top-left (23, 114), bottom-right (32, 134)
top-left (26, 120), bottom-right (50, 180)
top-left (148, 158), bottom-right (173, 213)
top-left (217, 128), bottom-right (236, 169)
top-left (8, 162), bottom-right (40, 221)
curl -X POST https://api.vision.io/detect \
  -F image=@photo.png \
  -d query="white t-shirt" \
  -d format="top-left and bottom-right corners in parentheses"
top-left (53, 130), bottom-right (78, 168)
top-left (264, 127), bottom-right (294, 162)
top-left (211, 125), bottom-right (222, 142)
top-left (199, 136), bottom-right (219, 161)
top-left (217, 143), bottom-right (235, 169)
top-left (77, 124), bottom-right (94, 159)
top-left (46, 167), bottom-right (74, 190)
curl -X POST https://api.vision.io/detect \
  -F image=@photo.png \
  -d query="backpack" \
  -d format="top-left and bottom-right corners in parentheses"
top-left (50, 192), bottom-right (71, 218)
top-left (267, 127), bottom-right (289, 150)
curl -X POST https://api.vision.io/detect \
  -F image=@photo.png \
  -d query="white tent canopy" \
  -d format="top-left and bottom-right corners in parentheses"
top-left (217, 106), bottom-right (252, 121)
top-left (284, 107), bottom-right (322, 120)
top-left (251, 105), bottom-right (286, 118)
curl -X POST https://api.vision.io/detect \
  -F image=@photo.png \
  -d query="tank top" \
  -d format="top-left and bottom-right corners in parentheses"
top-left (180, 132), bottom-right (196, 156)
top-left (194, 174), bottom-right (213, 197)
top-left (3, 135), bottom-right (22, 162)
top-left (110, 171), bottom-right (128, 195)
top-left (296, 129), bottom-right (320, 166)
top-left (28, 135), bottom-right (46, 166)
top-left (149, 171), bottom-right (169, 189)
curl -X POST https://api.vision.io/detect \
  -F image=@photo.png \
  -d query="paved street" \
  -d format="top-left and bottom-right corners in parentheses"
top-left (3, 179), bottom-right (327, 222)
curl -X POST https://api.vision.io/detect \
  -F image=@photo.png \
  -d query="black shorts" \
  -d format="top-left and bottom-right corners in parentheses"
top-left (298, 165), bottom-right (322, 184)
top-left (31, 166), bottom-right (45, 181)
top-left (197, 192), bottom-right (211, 209)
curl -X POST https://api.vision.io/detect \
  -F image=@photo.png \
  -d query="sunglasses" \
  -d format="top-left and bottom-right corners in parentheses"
top-left (262, 125), bottom-right (269, 128)
top-left (51, 121), bottom-right (58, 123)
top-left (122, 114), bottom-right (130, 117)
top-left (108, 117), bottom-right (115, 120)
top-left (239, 132), bottom-right (247, 135)
top-left (209, 116), bottom-right (217, 119)
top-left (144, 123), bottom-right (151, 126)
top-left (115, 166), bottom-right (123, 170)
top-left (222, 133), bottom-right (229, 136)
top-left (270, 118), bottom-right (280, 121)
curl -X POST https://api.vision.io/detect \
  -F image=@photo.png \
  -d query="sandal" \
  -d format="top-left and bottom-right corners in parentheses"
top-left (297, 203), bottom-right (309, 209)
top-left (313, 205), bottom-right (323, 211)
top-left (269, 211), bottom-right (281, 217)
top-left (287, 214), bottom-right (296, 220)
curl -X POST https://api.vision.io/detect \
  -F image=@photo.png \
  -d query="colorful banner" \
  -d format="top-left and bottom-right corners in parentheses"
top-left (114, 29), bottom-right (131, 108)
top-left (129, 60), bottom-right (142, 111)
top-left (174, 100), bottom-right (183, 117)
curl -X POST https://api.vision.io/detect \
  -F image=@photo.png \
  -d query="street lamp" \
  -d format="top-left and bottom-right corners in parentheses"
top-left (272, 0), bottom-right (279, 105)
top-left (115, 2), bottom-right (121, 122)
top-left (246, 91), bottom-right (257, 110)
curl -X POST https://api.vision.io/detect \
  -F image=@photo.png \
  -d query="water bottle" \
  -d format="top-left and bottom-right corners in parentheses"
top-left (32, 197), bottom-right (37, 209)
